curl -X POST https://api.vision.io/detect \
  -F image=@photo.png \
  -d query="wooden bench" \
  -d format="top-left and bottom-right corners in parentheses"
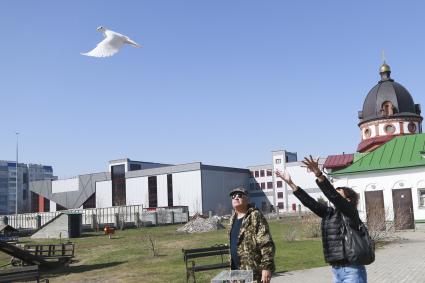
top-left (24, 243), bottom-right (74, 259)
top-left (0, 265), bottom-right (47, 282)
top-left (182, 244), bottom-right (230, 283)
top-left (22, 243), bottom-right (75, 267)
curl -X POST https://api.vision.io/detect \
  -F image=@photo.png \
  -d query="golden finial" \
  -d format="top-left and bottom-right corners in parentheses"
top-left (380, 50), bottom-right (391, 74)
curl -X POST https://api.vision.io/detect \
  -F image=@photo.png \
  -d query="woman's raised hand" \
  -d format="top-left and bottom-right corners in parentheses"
top-left (275, 170), bottom-right (298, 191)
top-left (302, 155), bottom-right (322, 177)
top-left (275, 170), bottom-right (290, 183)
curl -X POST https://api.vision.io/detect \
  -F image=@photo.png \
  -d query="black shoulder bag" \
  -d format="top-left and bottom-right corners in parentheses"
top-left (341, 214), bottom-right (375, 265)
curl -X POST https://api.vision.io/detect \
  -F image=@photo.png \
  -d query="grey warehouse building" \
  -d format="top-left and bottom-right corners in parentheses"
top-left (29, 158), bottom-right (261, 216)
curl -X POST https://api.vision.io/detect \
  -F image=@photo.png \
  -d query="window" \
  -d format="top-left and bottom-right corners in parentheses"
top-left (266, 170), bottom-right (272, 177)
top-left (364, 128), bottom-right (371, 138)
top-left (44, 197), bottom-right (50, 212)
top-left (256, 183), bottom-right (261, 190)
top-left (408, 122), bottom-right (417, 133)
top-left (249, 183), bottom-right (255, 190)
top-left (260, 170), bottom-right (265, 177)
top-left (167, 174), bottom-right (173, 207)
top-left (254, 171), bottom-right (259, 178)
top-left (277, 192), bottom-right (283, 199)
top-left (277, 181), bottom-right (283, 188)
top-left (148, 176), bottom-right (158, 208)
top-left (249, 171), bottom-right (254, 178)
top-left (384, 124), bottom-right (395, 134)
top-left (275, 159), bottom-right (281, 164)
top-left (267, 182), bottom-right (273, 189)
top-left (111, 165), bottom-right (126, 206)
top-left (419, 189), bottom-right (425, 208)
top-left (278, 202), bottom-right (284, 209)
top-left (31, 192), bottom-right (39, 213)
top-left (261, 183), bottom-right (265, 190)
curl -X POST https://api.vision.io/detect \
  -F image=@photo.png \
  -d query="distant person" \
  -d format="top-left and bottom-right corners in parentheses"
top-left (276, 156), bottom-right (368, 283)
top-left (229, 187), bottom-right (275, 283)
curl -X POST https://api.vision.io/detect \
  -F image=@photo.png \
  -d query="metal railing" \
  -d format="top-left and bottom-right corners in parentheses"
top-left (1, 205), bottom-right (189, 229)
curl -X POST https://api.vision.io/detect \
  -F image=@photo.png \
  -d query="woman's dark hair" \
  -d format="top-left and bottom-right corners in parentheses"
top-left (336, 187), bottom-right (359, 207)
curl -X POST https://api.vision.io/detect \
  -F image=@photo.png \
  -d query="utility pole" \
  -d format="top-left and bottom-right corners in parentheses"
top-left (15, 132), bottom-right (19, 216)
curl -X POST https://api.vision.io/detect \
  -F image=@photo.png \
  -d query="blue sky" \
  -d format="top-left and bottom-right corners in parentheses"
top-left (1, 1), bottom-right (425, 177)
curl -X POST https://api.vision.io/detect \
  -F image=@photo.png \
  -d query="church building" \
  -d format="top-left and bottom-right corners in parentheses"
top-left (327, 62), bottom-right (425, 229)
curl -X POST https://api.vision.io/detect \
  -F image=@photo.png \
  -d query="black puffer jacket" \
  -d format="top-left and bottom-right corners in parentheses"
top-left (293, 177), bottom-right (361, 265)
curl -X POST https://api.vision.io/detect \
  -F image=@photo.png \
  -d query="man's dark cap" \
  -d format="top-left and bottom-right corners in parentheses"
top-left (229, 187), bottom-right (249, 197)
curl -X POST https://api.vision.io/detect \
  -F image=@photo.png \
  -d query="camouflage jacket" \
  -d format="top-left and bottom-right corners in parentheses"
top-left (228, 207), bottom-right (275, 281)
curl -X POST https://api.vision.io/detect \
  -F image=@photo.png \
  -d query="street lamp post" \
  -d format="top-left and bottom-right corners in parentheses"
top-left (15, 132), bottom-right (19, 216)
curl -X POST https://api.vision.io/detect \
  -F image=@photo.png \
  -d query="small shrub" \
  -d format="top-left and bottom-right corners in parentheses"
top-left (301, 213), bottom-right (321, 238)
top-left (366, 206), bottom-right (396, 243)
top-left (284, 224), bottom-right (297, 242)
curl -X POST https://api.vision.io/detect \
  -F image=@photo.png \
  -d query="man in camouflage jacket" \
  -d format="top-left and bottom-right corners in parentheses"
top-left (228, 187), bottom-right (275, 283)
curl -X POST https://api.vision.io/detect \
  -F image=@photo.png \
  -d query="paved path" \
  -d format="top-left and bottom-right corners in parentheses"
top-left (272, 230), bottom-right (425, 283)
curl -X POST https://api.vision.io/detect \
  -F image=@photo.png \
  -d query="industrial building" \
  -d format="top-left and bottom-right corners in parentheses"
top-left (29, 159), bottom-right (252, 216)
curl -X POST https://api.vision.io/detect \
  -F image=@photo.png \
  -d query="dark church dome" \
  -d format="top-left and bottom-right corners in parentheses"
top-left (358, 63), bottom-right (421, 125)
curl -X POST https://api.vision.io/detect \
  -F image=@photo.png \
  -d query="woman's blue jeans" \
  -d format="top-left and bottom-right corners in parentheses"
top-left (332, 265), bottom-right (367, 283)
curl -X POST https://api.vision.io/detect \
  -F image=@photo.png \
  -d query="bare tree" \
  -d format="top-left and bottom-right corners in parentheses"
top-left (365, 205), bottom-right (412, 243)
top-left (141, 233), bottom-right (160, 257)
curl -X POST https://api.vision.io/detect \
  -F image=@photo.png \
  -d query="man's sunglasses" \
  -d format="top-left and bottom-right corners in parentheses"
top-left (231, 193), bottom-right (245, 199)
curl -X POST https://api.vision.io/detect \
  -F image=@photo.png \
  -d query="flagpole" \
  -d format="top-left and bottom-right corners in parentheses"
top-left (15, 132), bottom-right (19, 216)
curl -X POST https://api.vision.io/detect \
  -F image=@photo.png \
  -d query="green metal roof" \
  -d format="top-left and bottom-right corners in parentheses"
top-left (332, 133), bottom-right (425, 175)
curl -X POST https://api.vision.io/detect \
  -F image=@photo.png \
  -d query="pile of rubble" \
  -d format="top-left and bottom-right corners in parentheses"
top-left (177, 215), bottom-right (225, 233)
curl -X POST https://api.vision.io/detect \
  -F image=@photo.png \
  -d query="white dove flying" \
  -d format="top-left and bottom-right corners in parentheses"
top-left (81, 26), bottom-right (141, 58)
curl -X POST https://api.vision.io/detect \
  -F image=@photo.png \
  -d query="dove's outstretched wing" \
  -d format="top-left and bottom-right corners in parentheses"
top-left (81, 35), bottom-right (125, 58)
top-left (125, 37), bottom-right (142, 48)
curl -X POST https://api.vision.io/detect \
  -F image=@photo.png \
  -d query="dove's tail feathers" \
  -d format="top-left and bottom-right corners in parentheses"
top-left (126, 38), bottom-right (141, 48)
top-left (80, 51), bottom-right (110, 58)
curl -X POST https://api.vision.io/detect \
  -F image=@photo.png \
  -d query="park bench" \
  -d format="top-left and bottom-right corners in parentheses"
top-left (182, 244), bottom-right (230, 283)
top-left (0, 265), bottom-right (48, 282)
top-left (23, 243), bottom-right (75, 265)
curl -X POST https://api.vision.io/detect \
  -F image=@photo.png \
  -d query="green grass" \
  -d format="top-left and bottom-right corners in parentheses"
top-left (0, 219), bottom-right (326, 282)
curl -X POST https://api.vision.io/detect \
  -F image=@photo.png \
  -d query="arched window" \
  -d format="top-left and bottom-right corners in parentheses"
top-left (364, 128), bottom-right (371, 138)
top-left (382, 101), bottom-right (394, 116)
